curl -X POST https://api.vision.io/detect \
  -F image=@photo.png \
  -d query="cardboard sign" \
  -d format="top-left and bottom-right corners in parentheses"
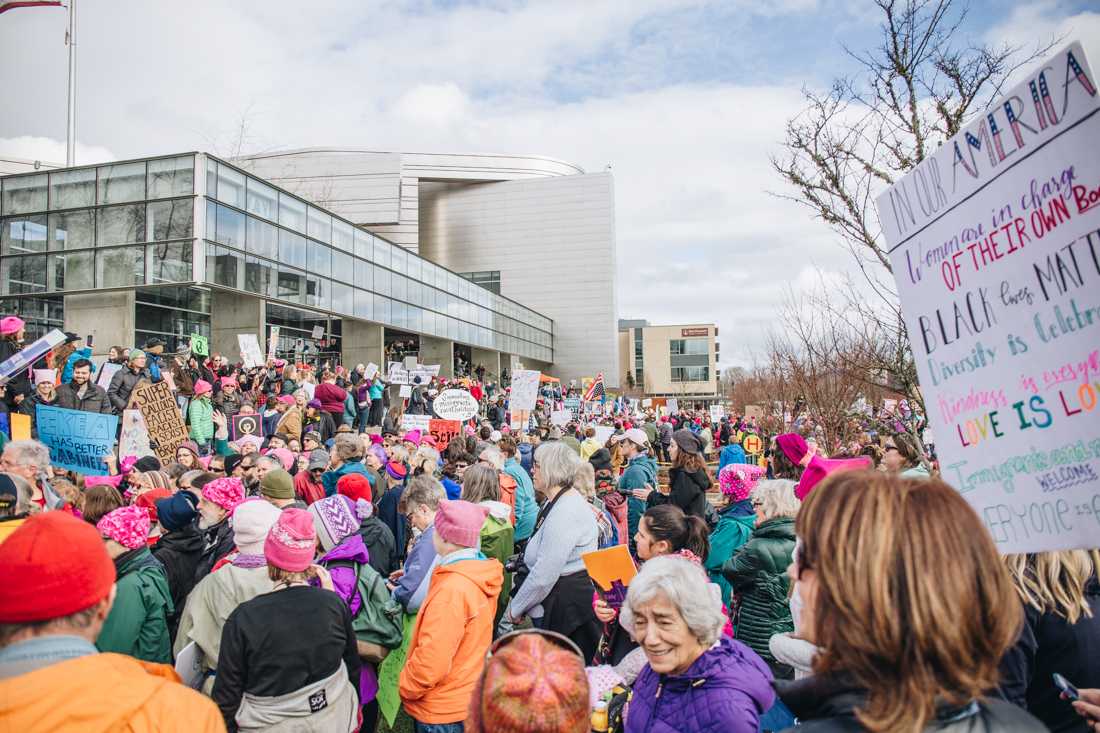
top-left (238, 334), bottom-right (264, 369)
top-left (231, 413), bottom-right (265, 442)
top-left (428, 419), bottom-right (461, 452)
top-left (642, 398), bottom-right (652, 407)
top-left (119, 409), bottom-right (156, 460)
top-left (408, 365), bottom-right (439, 385)
top-left (400, 414), bottom-right (430, 434)
top-left (190, 333), bottom-right (208, 357)
top-left (742, 434), bottom-right (763, 455)
top-left (386, 362), bottom-right (409, 385)
top-left (311, 325), bottom-right (324, 340)
top-left (35, 404), bottom-right (118, 476)
top-left (744, 404), bottom-right (763, 420)
top-left (9, 413), bottom-right (30, 441)
top-left (96, 362), bottom-right (121, 391)
top-left (594, 425), bottom-right (615, 446)
top-left (403, 356), bottom-right (418, 370)
top-left (874, 41), bottom-right (1100, 552)
top-left (709, 405), bottom-right (724, 423)
top-left (564, 397), bottom-right (581, 422)
top-left (267, 326), bottom-right (280, 361)
top-left (510, 369), bottom-right (541, 411)
top-left (432, 389), bottom-right (479, 421)
top-left (131, 381), bottom-right (189, 464)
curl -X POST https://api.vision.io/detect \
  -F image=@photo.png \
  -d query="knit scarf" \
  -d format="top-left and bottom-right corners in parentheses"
top-left (231, 552), bottom-right (267, 569)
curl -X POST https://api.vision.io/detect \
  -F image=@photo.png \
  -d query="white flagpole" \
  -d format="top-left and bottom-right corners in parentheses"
top-left (65, 0), bottom-right (75, 166)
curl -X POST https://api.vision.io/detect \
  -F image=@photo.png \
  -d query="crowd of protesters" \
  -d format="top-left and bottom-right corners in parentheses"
top-left (0, 315), bottom-right (1097, 732)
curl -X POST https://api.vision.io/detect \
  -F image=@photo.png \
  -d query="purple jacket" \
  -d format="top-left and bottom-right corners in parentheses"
top-left (626, 636), bottom-right (774, 733)
top-left (317, 534), bottom-right (379, 703)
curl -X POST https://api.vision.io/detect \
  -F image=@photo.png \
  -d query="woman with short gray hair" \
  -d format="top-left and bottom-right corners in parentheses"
top-left (622, 556), bottom-right (774, 733)
top-left (505, 441), bottom-right (601, 662)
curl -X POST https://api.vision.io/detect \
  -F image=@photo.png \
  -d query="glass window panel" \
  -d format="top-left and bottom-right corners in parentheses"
top-left (49, 169), bottom-right (96, 209)
top-left (391, 274), bottom-right (406, 302)
top-left (405, 255), bottom-right (420, 282)
top-left (277, 268), bottom-right (304, 302)
top-left (2, 215), bottom-right (48, 253)
top-left (97, 204), bottom-right (145, 245)
top-left (309, 242), bottom-right (331, 279)
top-left (407, 306), bottom-right (422, 333)
top-left (278, 193), bottom-right (306, 232)
top-left (2, 174), bottom-right (48, 214)
top-left (49, 210), bottom-right (94, 250)
top-left (448, 317), bottom-right (459, 340)
top-left (373, 238), bottom-right (389, 269)
top-left (305, 275), bottom-right (328, 309)
top-left (244, 255), bottom-right (276, 297)
top-left (98, 162), bottom-right (145, 204)
top-left (147, 156), bottom-right (194, 199)
top-left (332, 281), bottom-right (352, 314)
top-left (206, 199), bottom-right (217, 238)
top-left (353, 258), bottom-right (372, 290)
top-left (49, 250), bottom-right (94, 291)
top-left (332, 219), bottom-right (352, 252)
top-left (206, 158), bottom-right (217, 198)
top-left (246, 215), bottom-right (278, 259)
top-left (420, 262), bottom-right (434, 288)
top-left (279, 229), bottom-right (308, 269)
top-left (215, 164), bottom-right (245, 208)
top-left (421, 309), bottom-right (434, 336)
top-left (213, 204), bottom-right (244, 248)
top-left (148, 200), bottom-right (193, 241)
top-left (407, 280), bottom-right (420, 307)
top-left (354, 288), bottom-right (373, 321)
top-left (245, 178), bottom-right (278, 221)
top-left (331, 250), bottom-right (353, 284)
top-left (374, 267), bottom-right (389, 297)
top-left (147, 242), bottom-right (193, 284)
top-left (353, 229), bottom-right (371, 259)
top-left (2, 254), bottom-right (47, 294)
top-left (307, 206), bottom-right (331, 243)
top-left (96, 246), bottom-right (144, 288)
top-left (207, 245), bottom-right (242, 290)
top-left (392, 300), bottom-right (407, 329)
top-left (390, 246), bottom-right (406, 275)
top-left (374, 295), bottom-right (390, 325)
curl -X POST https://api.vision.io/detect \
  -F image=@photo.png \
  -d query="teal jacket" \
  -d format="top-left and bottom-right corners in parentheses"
top-left (322, 460), bottom-right (373, 498)
top-left (96, 547), bottom-right (173, 663)
top-left (343, 392), bottom-right (357, 426)
top-left (504, 457), bottom-right (538, 541)
top-left (619, 454), bottom-right (658, 555)
top-left (188, 395), bottom-right (214, 443)
top-left (706, 500), bottom-right (757, 606)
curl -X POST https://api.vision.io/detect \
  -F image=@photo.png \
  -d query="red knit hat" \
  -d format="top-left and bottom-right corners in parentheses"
top-left (336, 472), bottom-right (372, 504)
top-left (0, 511), bottom-right (116, 623)
top-left (467, 632), bottom-right (590, 732)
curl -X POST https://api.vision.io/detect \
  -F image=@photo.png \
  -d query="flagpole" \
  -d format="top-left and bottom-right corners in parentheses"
top-left (65, 0), bottom-right (75, 166)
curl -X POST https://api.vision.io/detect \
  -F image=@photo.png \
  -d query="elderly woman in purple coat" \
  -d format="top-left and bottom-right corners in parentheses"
top-left (621, 555), bottom-right (775, 733)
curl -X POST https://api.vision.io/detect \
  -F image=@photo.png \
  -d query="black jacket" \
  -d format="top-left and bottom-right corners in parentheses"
top-left (357, 515), bottom-right (398, 578)
top-left (777, 674), bottom-right (1046, 732)
top-left (648, 466), bottom-right (709, 519)
top-left (0, 338), bottom-right (32, 408)
top-left (193, 519), bottom-right (235, 584)
top-left (107, 365), bottom-right (154, 413)
top-left (55, 381), bottom-right (113, 414)
top-left (151, 525), bottom-right (204, 640)
top-left (998, 574), bottom-right (1100, 732)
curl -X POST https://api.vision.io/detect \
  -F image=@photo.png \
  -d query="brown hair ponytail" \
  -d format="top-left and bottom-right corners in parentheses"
top-left (642, 504), bottom-right (710, 560)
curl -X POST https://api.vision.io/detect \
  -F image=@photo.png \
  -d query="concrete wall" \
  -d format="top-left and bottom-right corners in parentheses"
top-left (210, 291), bottom-right (265, 361)
top-left (342, 320), bottom-right (384, 372)
top-left (419, 173), bottom-right (617, 386)
top-left (64, 291), bottom-right (135, 360)
top-left (471, 347), bottom-right (501, 383)
top-left (419, 335), bottom-right (454, 378)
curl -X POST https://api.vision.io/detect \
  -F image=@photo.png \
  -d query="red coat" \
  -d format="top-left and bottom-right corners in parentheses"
top-left (314, 383), bottom-right (348, 415)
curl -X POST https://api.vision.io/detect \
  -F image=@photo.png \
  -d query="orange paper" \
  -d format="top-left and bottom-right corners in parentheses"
top-left (9, 413), bottom-right (31, 441)
top-left (582, 544), bottom-right (637, 592)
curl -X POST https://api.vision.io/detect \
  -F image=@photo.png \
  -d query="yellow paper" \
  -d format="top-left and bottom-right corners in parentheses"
top-left (10, 413), bottom-right (31, 441)
top-left (582, 544), bottom-right (637, 592)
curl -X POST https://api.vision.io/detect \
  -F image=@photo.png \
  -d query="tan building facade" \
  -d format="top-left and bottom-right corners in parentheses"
top-left (618, 320), bottom-right (719, 400)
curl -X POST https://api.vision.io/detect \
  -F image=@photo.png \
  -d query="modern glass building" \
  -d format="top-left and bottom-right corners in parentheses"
top-left (0, 153), bottom-right (553, 376)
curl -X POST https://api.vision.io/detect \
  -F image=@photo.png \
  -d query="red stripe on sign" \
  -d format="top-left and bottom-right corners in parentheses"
top-left (0, 1), bottom-right (64, 13)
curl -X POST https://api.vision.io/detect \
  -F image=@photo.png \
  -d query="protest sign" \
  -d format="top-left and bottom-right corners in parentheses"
top-left (510, 369), bottom-right (541, 411)
top-left (582, 545), bottom-right (637, 609)
top-left (9, 413), bottom-right (30, 441)
top-left (403, 356), bottom-right (418, 370)
top-left (409, 364), bottom-right (439, 385)
top-left (875, 41), bottom-right (1100, 552)
top-left (709, 405), bottom-right (724, 423)
top-left (400, 414), bottom-right (430, 434)
top-left (550, 409), bottom-right (571, 427)
top-left (238, 334), bottom-right (263, 369)
top-left (119, 409), bottom-right (156, 460)
top-left (36, 405), bottom-right (117, 476)
top-left (428, 419), bottom-right (461, 452)
top-left (743, 434), bottom-right (763, 455)
top-left (432, 389), bottom-right (479, 421)
top-left (0, 329), bottom-right (66, 383)
top-left (175, 641), bottom-right (204, 690)
top-left (399, 385), bottom-right (413, 398)
top-left (189, 333), bottom-right (208, 357)
top-left (667, 398), bottom-right (679, 414)
top-left (267, 326), bottom-right (280, 361)
top-left (96, 362), bottom-right (121, 391)
top-left (744, 404), bottom-right (763, 420)
top-left (231, 413), bottom-right (265, 442)
top-left (564, 397), bottom-right (581, 421)
top-left (311, 325), bottom-right (324, 340)
top-left (131, 381), bottom-right (189, 464)
top-left (0, 413), bottom-right (7, 438)
top-left (364, 362), bottom-right (379, 381)
top-left (386, 362), bottom-right (409, 385)
top-left (642, 398), bottom-right (652, 407)
top-left (594, 425), bottom-right (615, 445)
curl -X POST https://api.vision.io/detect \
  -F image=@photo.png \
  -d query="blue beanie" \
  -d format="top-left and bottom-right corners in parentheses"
top-left (155, 491), bottom-right (198, 532)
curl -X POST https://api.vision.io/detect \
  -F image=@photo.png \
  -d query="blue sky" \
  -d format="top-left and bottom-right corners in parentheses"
top-left (1, 0), bottom-right (1098, 368)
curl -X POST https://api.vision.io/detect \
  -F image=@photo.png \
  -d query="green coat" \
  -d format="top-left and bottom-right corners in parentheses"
top-left (479, 505), bottom-right (514, 626)
top-left (721, 516), bottom-right (796, 668)
top-left (97, 547), bottom-right (174, 663)
top-left (188, 395), bottom-right (214, 443)
top-left (705, 501), bottom-right (757, 606)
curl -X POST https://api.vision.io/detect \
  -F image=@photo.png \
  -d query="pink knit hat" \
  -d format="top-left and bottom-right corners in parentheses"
top-left (796, 454), bottom-right (873, 500)
top-left (775, 433), bottom-right (809, 465)
top-left (193, 379), bottom-right (212, 397)
top-left (202, 477), bottom-right (246, 512)
top-left (433, 499), bottom-right (489, 548)
top-left (96, 506), bottom-right (150, 550)
top-left (719, 463), bottom-right (767, 502)
top-left (0, 316), bottom-right (24, 336)
top-left (264, 508), bottom-right (317, 572)
top-left (403, 429), bottom-right (422, 446)
top-left (277, 394), bottom-right (296, 405)
top-left (220, 376), bottom-right (238, 389)
top-left (267, 447), bottom-right (295, 471)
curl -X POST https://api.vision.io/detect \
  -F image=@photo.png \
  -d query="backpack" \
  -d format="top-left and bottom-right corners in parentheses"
top-left (327, 560), bottom-right (404, 652)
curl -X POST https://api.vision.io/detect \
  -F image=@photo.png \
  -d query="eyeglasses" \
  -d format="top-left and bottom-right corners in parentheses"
top-left (883, 444), bottom-right (899, 452)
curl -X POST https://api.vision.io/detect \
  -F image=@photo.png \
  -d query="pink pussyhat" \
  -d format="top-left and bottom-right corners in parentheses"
top-left (264, 508), bottom-right (316, 572)
top-left (0, 316), bottom-right (24, 336)
top-left (433, 499), bottom-right (490, 548)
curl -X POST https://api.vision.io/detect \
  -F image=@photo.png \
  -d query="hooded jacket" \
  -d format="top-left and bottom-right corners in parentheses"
top-left (187, 396), bottom-right (214, 443)
top-left (706, 500), bottom-right (757, 606)
top-left (96, 547), bottom-right (174, 664)
top-left (0, 652), bottom-right (223, 732)
top-left (619, 453), bottom-right (658, 554)
top-left (478, 500), bottom-right (515, 624)
top-left (626, 636), bottom-right (775, 733)
top-left (107, 365), bottom-right (155, 413)
top-left (399, 555), bottom-right (504, 724)
top-left (318, 533), bottom-right (380, 705)
top-left (321, 459), bottom-right (372, 498)
top-left (497, 472), bottom-right (517, 525)
top-left (504, 456), bottom-right (537, 541)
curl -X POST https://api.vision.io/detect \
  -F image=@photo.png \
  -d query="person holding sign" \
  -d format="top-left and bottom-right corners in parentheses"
top-left (0, 316), bottom-right (32, 409)
top-left (19, 370), bottom-right (58, 437)
top-left (107, 350), bottom-right (155, 415)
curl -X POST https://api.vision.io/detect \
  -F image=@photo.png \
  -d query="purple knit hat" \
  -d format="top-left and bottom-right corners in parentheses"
top-left (264, 508), bottom-right (317, 572)
top-left (308, 495), bottom-right (360, 552)
top-left (433, 499), bottom-right (489, 548)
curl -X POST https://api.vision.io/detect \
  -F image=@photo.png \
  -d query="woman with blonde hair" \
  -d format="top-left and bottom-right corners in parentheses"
top-left (776, 471), bottom-right (1044, 732)
top-left (1000, 550), bottom-right (1100, 732)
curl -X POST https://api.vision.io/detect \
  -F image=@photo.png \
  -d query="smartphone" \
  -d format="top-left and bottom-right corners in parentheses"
top-left (1053, 672), bottom-right (1079, 701)
top-left (86, 333), bottom-right (94, 348)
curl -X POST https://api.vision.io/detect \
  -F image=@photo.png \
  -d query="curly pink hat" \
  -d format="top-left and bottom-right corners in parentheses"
top-left (96, 506), bottom-right (150, 550)
top-left (201, 476), bottom-right (246, 512)
top-left (719, 463), bottom-right (767, 502)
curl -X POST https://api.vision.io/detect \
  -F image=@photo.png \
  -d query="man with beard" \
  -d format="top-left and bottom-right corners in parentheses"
top-left (150, 491), bottom-right (203, 643)
top-left (192, 477), bottom-right (245, 584)
top-left (55, 359), bottom-right (112, 414)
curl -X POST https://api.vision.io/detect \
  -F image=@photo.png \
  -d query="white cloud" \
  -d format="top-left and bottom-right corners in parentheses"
top-left (0, 136), bottom-right (115, 167)
top-left (986, 1), bottom-right (1100, 67)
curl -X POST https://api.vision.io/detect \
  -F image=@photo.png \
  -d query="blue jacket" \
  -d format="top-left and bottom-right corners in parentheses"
top-left (505, 457), bottom-right (538, 541)
top-left (321, 460), bottom-right (372, 497)
top-left (719, 444), bottom-right (748, 473)
top-left (393, 526), bottom-right (437, 612)
top-left (518, 443), bottom-right (534, 475)
top-left (441, 476), bottom-right (462, 500)
top-left (61, 348), bottom-right (94, 384)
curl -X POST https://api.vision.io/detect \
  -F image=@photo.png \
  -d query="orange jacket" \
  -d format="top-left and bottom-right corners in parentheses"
top-left (0, 651), bottom-right (225, 732)
top-left (498, 473), bottom-right (517, 525)
top-left (399, 557), bottom-right (503, 724)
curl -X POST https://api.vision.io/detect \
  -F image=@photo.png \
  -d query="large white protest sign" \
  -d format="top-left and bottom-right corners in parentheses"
top-left (386, 361), bottom-right (409, 385)
top-left (364, 362), bottom-right (379, 381)
top-left (432, 389), bottom-right (479, 421)
top-left (550, 409), bottom-right (571, 427)
top-left (875, 41), bottom-right (1100, 552)
top-left (400, 414), bottom-right (431, 433)
top-left (119, 409), bottom-right (156, 460)
top-left (510, 369), bottom-right (541, 411)
top-left (238, 334), bottom-right (264, 369)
